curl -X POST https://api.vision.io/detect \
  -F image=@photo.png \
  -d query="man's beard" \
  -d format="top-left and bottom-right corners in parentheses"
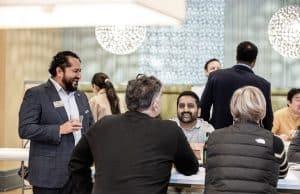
top-left (178, 112), bottom-right (197, 124)
top-left (62, 77), bottom-right (78, 92)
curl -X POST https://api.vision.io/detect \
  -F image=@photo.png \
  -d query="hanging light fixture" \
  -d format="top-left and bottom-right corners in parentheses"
top-left (95, 25), bottom-right (147, 55)
top-left (268, 5), bottom-right (300, 58)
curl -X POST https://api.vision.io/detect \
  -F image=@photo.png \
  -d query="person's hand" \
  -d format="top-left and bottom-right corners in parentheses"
top-left (59, 120), bottom-right (82, 135)
top-left (289, 129), bottom-right (297, 139)
top-left (279, 134), bottom-right (290, 141)
top-left (190, 143), bottom-right (203, 160)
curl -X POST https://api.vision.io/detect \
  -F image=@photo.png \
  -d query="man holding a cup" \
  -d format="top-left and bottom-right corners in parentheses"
top-left (19, 51), bottom-right (94, 194)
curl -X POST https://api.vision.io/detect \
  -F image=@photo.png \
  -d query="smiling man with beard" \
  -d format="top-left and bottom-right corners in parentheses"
top-left (168, 91), bottom-right (214, 194)
top-left (173, 91), bottom-right (214, 159)
top-left (19, 51), bottom-right (94, 194)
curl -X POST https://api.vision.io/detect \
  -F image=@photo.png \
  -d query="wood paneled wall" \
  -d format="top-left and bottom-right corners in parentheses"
top-left (0, 29), bottom-right (61, 170)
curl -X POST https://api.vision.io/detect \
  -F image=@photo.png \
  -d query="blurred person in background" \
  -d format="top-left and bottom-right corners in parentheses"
top-left (192, 58), bottom-right (221, 98)
top-left (89, 72), bottom-right (121, 121)
top-left (272, 88), bottom-right (300, 141)
top-left (203, 58), bottom-right (221, 77)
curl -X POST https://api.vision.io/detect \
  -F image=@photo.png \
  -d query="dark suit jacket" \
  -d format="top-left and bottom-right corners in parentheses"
top-left (19, 79), bottom-right (94, 188)
top-left (200, 65), bottom-right (273, 130)
top-left (69, 111), bottom-right (199, 194)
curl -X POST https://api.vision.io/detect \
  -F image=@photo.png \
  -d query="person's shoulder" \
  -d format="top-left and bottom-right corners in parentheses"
top-left (97, 92), bottom-right (110, 102)
top-left (153, 119), bottom-right (182, 135)
top-left (211, 67), bottom-right (232, 76)
top-left (253, 73), bottom-right (270, 85)
top-left (213, 126), bottom-right (230, 134)
top-left (274, 107), bottom-right (288, 115)
top-left (206, 68), bottom-right (232, 83)
top-left (89, 93), bottom-right (106, 104)
top-left (256, 75), bottom-right (270, 84)
top-left (100, 113), bottom-right (122, 122)
top-left (169, 117), bottom-right (180, 125)
top-left (25, 82), bottom-right (48, 95)
top-left (206, 126), bottom-right (230, 144)
top-left (197, 118), bottom-right (214, 131)
top-left (207, 126), bottom-right (229, 140)
top-left (88, 114), bottom-right (122, 132)
top-left (76, 89), bottom-right (87, 95)
top-left (216, 125), bottom-right (245, 137)
top-left (158, 119), bottom-right (179, 127)
top-left (89, 95), bottom-right (97, 103)
top-left (75, 90), bottom-right (90, 100)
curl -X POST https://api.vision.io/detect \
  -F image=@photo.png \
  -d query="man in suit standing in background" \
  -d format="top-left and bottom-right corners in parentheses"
top-left (19, 51), bottom-right (94, 194)
top-left (200, 41), bottom-right (273, 130)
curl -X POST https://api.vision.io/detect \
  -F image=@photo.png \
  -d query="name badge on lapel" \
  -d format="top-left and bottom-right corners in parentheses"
top-left (53, 100), bottom-right (64, 108)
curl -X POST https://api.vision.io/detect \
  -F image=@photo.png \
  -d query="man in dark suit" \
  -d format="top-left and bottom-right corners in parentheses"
top-left (19, 51), bottom-right (94, 194)
top-left (200, 41), bottom-right (273, 130)
top-left (69, 75), bottom-right (199, 194)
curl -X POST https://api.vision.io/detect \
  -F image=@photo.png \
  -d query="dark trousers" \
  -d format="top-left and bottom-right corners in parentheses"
top-left (33, 179), bottom-right (73, 194)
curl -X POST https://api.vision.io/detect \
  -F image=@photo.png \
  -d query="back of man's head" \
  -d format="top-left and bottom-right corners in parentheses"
top-left (236, 41), bottom-right (258, 65)
top-left (125, 74), bottom-right (162, 111)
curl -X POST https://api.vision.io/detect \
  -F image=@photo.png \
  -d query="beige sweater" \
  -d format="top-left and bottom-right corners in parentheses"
top-left (89, 89), bottom-right (112, 121)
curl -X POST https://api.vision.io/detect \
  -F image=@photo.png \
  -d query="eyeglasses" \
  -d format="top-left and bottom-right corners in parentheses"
top-left (136, 73), bottom-right (146, 79)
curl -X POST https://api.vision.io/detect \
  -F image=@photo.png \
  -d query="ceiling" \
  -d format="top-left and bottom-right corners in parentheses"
top-left (0, 0), bottom-right (186, 28)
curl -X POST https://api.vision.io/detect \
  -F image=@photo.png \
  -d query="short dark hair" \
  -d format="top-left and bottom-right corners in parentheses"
top-left (236, 41), bottom-right (258, 64)
top-left (48, 51), bottom-right (81, 77)
top-left (177, 91), bottom-right (200, 108)
top-left (125, 74), bottom-right (162, 111)
top-left (287, 88), bottom-right (300, 102)
top-left (204, 58), bottom-right (220, 70)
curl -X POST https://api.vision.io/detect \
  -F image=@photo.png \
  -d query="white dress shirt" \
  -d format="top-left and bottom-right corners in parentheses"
top-left (50, 78), bottom-right (81, 145)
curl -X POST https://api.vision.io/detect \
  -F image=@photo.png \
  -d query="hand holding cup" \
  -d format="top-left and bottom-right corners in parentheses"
top-left (60, 115), bottom-right (83, 135)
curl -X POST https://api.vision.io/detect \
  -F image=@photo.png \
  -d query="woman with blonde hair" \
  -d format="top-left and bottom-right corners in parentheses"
top-left (89, 72), bottom-right (120, 121)
top-left (204, 86), bottom-right (288, 194)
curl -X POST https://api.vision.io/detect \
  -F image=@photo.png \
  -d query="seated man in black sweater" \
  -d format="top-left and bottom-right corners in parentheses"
top-left (69, 74), bottom-right (199, 194)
